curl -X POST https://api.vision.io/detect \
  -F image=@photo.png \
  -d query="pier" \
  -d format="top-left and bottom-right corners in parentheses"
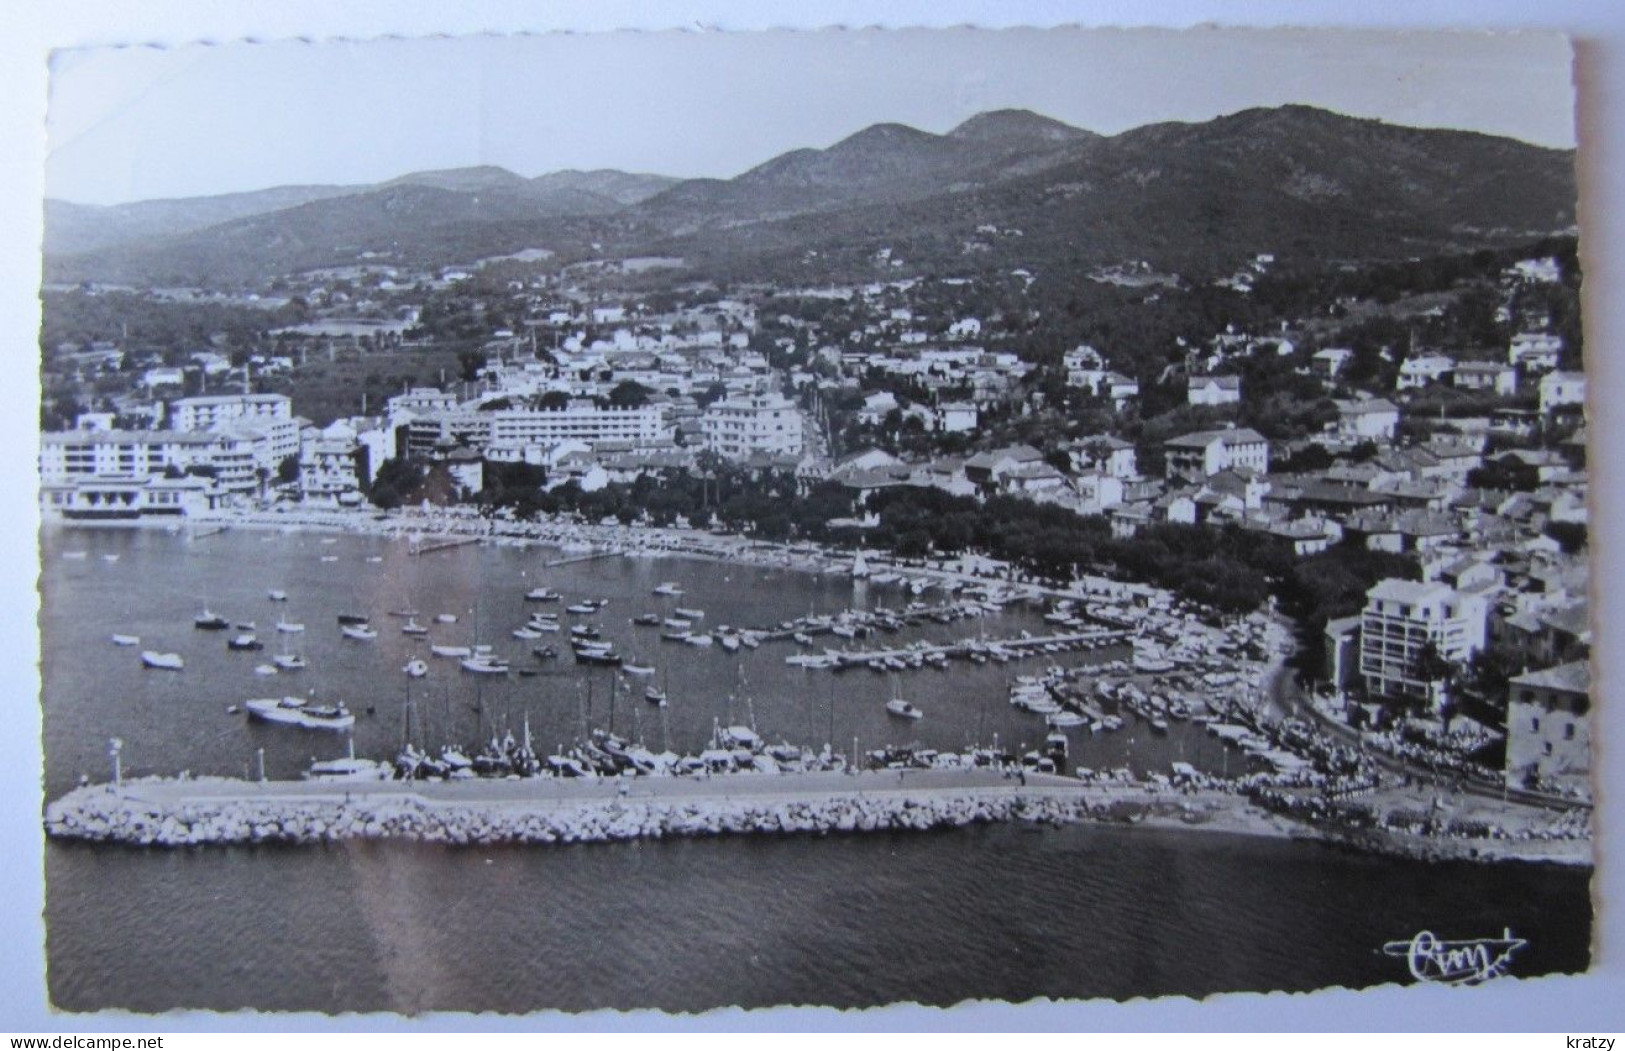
top-left (819, 629), bottom-right (1132, 671)
top-left (409, 535), bottom-right (482, 556)
top-left (545, 550), bottom-right (619, 568)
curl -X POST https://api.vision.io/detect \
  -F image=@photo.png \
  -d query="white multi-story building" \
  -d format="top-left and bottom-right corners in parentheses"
top-left (1509, 332), bottom-right (1563, 372)
top-left (1333, 398), bottom-right (1400, 441)
top-left (40, 429), bottom-right (215, 482)
top-left (1358, 578), bottom-right (1489, 707)
top-left (702, 392), bottom-right (804, 460)
top-left (171, 393), bottom-right (292, 433)
top-left (300, 440), bottom-right (365, 504)
top-left (386, 387), bottom-right (461, 416)
top-left (1538, 371), bottom-right (1586, 414)
top-left (1164, 427), bottom-right (1269, 482)
top-left (403, 402), bottom-right (671, 456)
top-left (40, 418), bottom-right (293, 496)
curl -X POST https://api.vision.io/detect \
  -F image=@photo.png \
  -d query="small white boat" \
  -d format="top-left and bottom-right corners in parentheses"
top-left (461, 655), bottom-right (510, 674)
top-left (524, 588), bottom-right (561, 602)
top-left (275, 619), bottom-right (305, 634)
top-left (684, 634), bottom-right (714, 648)
top-left (565, 602), bottom-right (598, 615)
top-left (435, 613), bottom-right (458, 624)
top-left (644, 686), bottom-right (668, 707)
top-left (526, 619), bottom-right (561, 633)
top-left (662, 617), bottom-right (692, 631)
top-left (341, 624), bottom-right (378, 641)
top-left (320, 555), bottom-right (339, 563)
top-left (254, 664), bottom-right (278, 676)
top-left (652, 582), bottom-right (685, 597)
top-left (306, 757), bottom-right (391, 782)
top-left (365, 555), bottom-right (383, 563)
top-left (674, 607), bottom-right (705, 621)
top-left (141, 650), bottom-right (184, 670)
top-left (267, 590), bottom-right (288, 601)
top-left (403, 658), bottom-right (428, 678)
top-left (886, 699), bottom-right (924, 720)
top-left (512, 627), bottom-right (544, 640)
top-left (431, 644), bottom-right (472, 658)
top-left (717, 633), bottom-right (741, 653)
top-left (1047, 711), bottom-right (1088, 728)
top-left (272, 653), bottom-right (307, 671)
top-left (622, 663), bottom-right (655, 677)
top-left (110, 634), bottom-right (140, 647)
top-left (401, 619), bottom-right (429, 636)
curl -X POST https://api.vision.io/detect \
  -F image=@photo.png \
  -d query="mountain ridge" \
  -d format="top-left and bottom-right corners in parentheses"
top-left (44, 105), bottom-right (1578, 287)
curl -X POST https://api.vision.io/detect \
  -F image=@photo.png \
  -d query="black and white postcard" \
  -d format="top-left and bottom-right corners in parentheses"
top-left (24, 18), bottom-right (1604, 1024)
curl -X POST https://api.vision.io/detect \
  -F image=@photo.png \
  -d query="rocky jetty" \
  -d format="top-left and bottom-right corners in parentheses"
top-left (44, 778), bottom-right (1095, 849)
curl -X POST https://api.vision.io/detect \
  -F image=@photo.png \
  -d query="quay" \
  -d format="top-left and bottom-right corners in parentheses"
top-left (44, 769), bottom-right (1225, 849)
top-left (409, 535), bottom-right (482, 556)
top-left (545, 550), bottom-right (620, 568)
top-left (823, 629), bottom-right (1131, 670)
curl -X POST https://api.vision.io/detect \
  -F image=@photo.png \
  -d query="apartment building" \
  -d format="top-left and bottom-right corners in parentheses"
top-left (1358, 577), bottom-right (1489, 707)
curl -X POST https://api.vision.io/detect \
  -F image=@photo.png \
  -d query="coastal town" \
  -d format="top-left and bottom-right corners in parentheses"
top-left (28, 18), bottom-right (1604, 1016)
top-left (38, 220), bottom-right (1591, 865)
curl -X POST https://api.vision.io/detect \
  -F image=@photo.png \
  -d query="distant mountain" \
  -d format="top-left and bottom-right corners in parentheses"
top-left (662, 104), bottom-right (1578, 283)
top-left (382, 166), bottom-right (534, 194)
top-left (635, 109), bottom-right (1097, 232)
top-left (43, 106), bottom-right (1577, 287)
top-left (528, 169), bottom-right (680, 207)
top-left (945, 108), bottom-right (1096, 144)
top-left (44, 184), bottom-right (362, 257)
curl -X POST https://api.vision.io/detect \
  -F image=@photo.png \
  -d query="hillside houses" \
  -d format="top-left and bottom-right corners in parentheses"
top-left (1164, 427), bottom-right (1269, 482)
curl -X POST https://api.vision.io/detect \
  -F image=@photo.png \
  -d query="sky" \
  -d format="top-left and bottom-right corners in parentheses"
top-left (43, 25), bottom-right (1577, 206)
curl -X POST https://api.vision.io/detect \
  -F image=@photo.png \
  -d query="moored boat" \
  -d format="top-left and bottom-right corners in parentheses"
top-left (245, 696), bottom-right (355, 731)
top-left (271, 653), bottom-right (307, 671)
top-left (402, 658), bottom-right (428, 678)
top-left (885, 699), bottom-right (924, 720)
top-left (110, 634), bottom-right (140, 647)
top-left (340, 624), bottom-right (378, 641)
top-left (194, 610), bottom-right (229, 630)
top-left (140, 650), bottom-right (184, 670)
top-left (227, 633), bottom-right (264, 651)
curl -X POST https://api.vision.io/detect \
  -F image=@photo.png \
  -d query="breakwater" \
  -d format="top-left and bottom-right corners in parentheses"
top-left (46, 776), bottom-right (1187, 849)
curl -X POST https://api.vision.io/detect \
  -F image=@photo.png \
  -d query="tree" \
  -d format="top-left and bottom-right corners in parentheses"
top-left (275, 454), bottom-right (301, 486)
top-left (1411, 640), bottom-right (1460, 719)
top-left (696, 382), bottom-right (729, 409)
top-left (457, 350), bottom-right (484, 384)
top-left (605, 380), bottom-right (651, 409)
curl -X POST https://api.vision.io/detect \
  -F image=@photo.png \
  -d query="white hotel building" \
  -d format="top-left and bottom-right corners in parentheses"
top-left (171, 393), bottom-right (292, 433)
top-left (1358, 578), bottom-right (1489, 708)
top-left (702, 392), bottom-right (805, 461)
top-left (402, 402), bottom-right (672, 457)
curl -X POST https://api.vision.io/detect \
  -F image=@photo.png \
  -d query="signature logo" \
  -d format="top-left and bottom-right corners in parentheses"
top-left (1382, 929), bottom-right (1527, 985)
